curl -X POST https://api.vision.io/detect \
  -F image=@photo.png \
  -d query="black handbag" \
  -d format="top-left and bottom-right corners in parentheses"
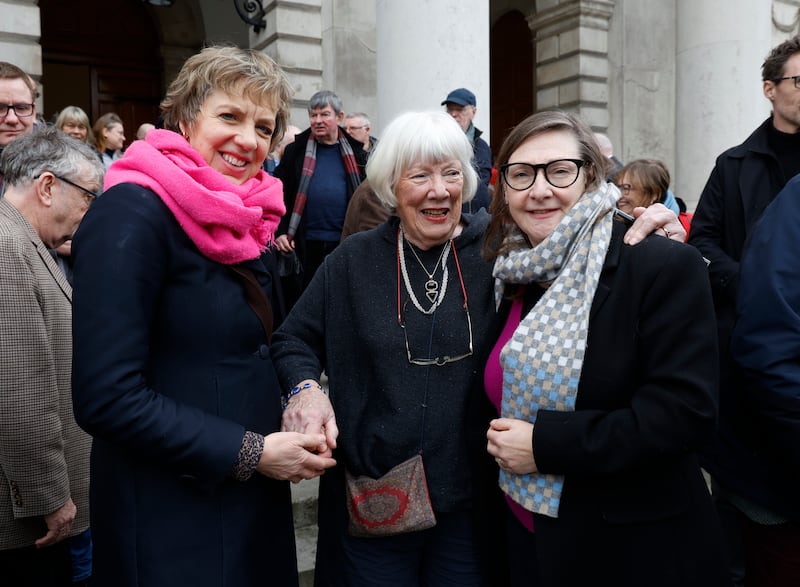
top-left (276, 250), bottom-right (302, 277)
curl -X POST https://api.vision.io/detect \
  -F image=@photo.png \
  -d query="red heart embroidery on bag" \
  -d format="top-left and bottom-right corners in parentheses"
top-left (349, 487), bottom-right (410, 529)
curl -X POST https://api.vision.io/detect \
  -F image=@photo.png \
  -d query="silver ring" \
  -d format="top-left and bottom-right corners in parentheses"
top-left (663, 227), bottom-right (671, 238)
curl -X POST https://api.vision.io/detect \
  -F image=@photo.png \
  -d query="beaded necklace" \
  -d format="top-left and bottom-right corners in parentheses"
top-left (397, 226), bottom-right (451, 314)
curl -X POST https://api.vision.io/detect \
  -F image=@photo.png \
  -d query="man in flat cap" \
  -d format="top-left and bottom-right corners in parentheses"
top-left (442, 87), bottom-right (492, 212)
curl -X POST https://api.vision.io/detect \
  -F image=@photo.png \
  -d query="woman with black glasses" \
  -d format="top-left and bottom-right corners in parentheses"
top-left (272, 110), bottom-right (687, 587)
top-left (483, 110), bottom-right (729, 586)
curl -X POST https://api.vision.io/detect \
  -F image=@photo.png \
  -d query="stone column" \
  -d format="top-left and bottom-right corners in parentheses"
top-left (675, 0), bottom-right (771, 207)
top-left (252, 0), bottom-right (324, 126)
top-left (375, 0), bottom-right (490, 135)
top-left (527, 0), bottom-right (615, 129)
top-left (0, 0), bottom-right (41, 104)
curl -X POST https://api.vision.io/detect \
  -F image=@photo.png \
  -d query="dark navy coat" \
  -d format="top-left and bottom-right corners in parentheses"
top-left (71, 184), bottom-right (297, 587)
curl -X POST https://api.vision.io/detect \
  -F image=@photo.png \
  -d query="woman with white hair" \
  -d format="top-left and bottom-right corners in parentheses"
top-left (273, 111), bottom-right (502, 585)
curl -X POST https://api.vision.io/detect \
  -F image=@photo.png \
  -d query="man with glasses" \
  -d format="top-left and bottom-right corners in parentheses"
top-left (0, 125), bottom-right (103, 585)
top-left (689, 34), bottom-right (800, 586)
top-left (441, 88), bottom-right (492, 213)
top-left (344, 112), bottom-right (378, 153)
top-left (0, 62), bottom-right (38, 188)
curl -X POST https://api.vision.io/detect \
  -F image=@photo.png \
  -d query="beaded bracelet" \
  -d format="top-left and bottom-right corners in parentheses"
top-left (281, 381), bottom-right (325, 409)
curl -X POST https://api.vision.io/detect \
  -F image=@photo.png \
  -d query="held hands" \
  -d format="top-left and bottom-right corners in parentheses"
top-left (258, 432), bottom-right (337, 483)
top-left (281, 381), bottom-right (338, 457)
top-left (487, 418), bottom-right (538, 475)
top-left (35, 498), bottom-right (76, 548)
top-left (622, 203), bottom-right (685, 245)
top-left (274, 234), bottom-right (295, 254)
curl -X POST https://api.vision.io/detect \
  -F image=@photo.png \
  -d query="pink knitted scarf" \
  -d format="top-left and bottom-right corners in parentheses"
top-left (104, 129), bottom-right (285, 265)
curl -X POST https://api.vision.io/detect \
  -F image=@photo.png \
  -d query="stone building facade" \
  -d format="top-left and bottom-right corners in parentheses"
top-left (2, 0), bottom-right (800, 206)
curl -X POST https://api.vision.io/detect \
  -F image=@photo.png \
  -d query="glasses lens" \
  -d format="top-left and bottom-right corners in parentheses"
top-left (545, 160), bottom-right (580, 188)
top-left (401, 303), bottom-right (473, 366)
top-left (1, 103), bottom-right (33, 117)
top-left (502, 163), bottom-right (536, 190)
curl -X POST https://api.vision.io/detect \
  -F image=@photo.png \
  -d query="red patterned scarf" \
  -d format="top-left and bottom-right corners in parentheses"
top-left (285, 127), bottom-right (362, 240)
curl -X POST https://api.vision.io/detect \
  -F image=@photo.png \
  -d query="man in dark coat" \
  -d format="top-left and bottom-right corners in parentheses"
top-left (441, 88), bottom-right (493, 213)
top-left (688, 34), bottom-right (800, 586)
top-left (274, 90), bottom-right (367, 310)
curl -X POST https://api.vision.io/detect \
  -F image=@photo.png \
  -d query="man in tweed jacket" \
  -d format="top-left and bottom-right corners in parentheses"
top-left (0, 126), bottom-right (103, 584)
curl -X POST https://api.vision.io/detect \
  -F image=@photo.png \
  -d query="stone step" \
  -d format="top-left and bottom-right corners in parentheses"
top-left (292, 476), bottom-right (320, 529)
top-left (292, 477), bottom-right (320, 585)
top-left (296, 523), bottom-right (318, 587)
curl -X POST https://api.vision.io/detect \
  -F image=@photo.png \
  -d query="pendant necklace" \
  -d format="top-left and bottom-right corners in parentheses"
top-left (397, 227), bottom-right (451, 314)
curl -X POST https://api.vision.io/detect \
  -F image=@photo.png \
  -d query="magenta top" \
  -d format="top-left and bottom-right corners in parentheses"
top-left (484, 293), bottom-right (535, 533)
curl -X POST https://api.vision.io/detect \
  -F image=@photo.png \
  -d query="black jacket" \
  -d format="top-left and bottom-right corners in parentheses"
top-left (509, 223), bottom-right (726, 586)
top-left (274, 126), bottom-right (367, 257)
top-left (688, 116), bottom-right (800, 504)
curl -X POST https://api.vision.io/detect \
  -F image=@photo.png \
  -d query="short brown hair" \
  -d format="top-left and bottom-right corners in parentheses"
top-left (762, 35), bottom-right (800, 82)
top-left (616, 159), bottom-right (670, 206)
top-left (160, 45), bottom-right (293, 147)
top-left (93, 112), bottom-right (124, 151)
top-left (483, 110), bottom-right (609, 259)
top-left (0, 62), bottom-right (36, 102)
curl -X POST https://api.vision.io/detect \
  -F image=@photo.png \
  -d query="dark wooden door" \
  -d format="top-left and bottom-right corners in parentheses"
top-left (40, 0), bottom-right (163, 148)
top-left (490, 10), bottom-right (535, 159)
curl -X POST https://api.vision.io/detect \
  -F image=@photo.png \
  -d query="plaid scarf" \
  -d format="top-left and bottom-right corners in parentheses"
top-left (286, 128), bottom-right (362, 239)
top-left (492, 181), bottom-right (619, 518)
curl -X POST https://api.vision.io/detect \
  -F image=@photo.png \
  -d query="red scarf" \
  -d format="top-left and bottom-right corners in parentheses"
top-left (104, 129), bottom-right (285, 265)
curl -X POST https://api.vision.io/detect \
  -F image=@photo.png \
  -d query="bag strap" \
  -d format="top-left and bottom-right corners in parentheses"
top-left (229, 265), bottom-right (274, 343)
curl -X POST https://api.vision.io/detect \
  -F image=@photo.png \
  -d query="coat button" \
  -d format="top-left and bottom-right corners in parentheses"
top-left (257, 344), bottom-right (269, 359)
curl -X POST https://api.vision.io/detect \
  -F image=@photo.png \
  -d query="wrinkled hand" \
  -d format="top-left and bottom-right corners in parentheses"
top-left (35, 498), bottom-right (76, 548)
top-left (258, 432), bottom-right (337, 483)
top-left (487, 418), bottom-right (538, 475)
top-left (274, 234), bottom-right (294, 253)
top-left (282, 385), bottom-right (338, 457)
top-left (623, 203), bottom-right (685, 245)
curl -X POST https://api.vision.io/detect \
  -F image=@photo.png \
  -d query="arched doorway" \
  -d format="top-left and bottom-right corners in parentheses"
top-left (39, 0), bottom-right (165, 147)
top-left (490, 10), bottom-right (535, 157)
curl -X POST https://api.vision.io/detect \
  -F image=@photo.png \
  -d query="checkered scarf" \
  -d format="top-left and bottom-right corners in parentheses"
top-left (286, 128), bottom-right (362, 239)
top-left (492, 181), bottom-right (619, 517)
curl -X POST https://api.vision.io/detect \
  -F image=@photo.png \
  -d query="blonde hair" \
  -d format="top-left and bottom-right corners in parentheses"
top-left (56, 106), bottom-right (94, 145)
top-left (160, 45), bottom-right (294, 147)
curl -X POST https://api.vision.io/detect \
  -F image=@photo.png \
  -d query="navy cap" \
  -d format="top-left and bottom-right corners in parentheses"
top-left (441, 88), bottom-right (476, 107)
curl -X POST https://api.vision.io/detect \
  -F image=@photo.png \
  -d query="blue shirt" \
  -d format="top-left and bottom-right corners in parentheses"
top-left (306, 143), bottom-right (348, 241)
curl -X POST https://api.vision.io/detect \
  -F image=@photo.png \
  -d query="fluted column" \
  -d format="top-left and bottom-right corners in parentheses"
top-left (0, 0), bottom-right (41, 104)
top-left (675, 0), bottom-right (771, 207)
top-left (375, 0), bottom-right (490, 136)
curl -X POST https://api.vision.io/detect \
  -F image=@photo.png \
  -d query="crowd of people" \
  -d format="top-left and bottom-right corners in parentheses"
top-left (3, 32), bottom-right (800, 587)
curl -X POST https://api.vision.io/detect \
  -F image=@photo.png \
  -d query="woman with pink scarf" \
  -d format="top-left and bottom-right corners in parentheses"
top-left (70, 46), bottom-right (335, 587)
